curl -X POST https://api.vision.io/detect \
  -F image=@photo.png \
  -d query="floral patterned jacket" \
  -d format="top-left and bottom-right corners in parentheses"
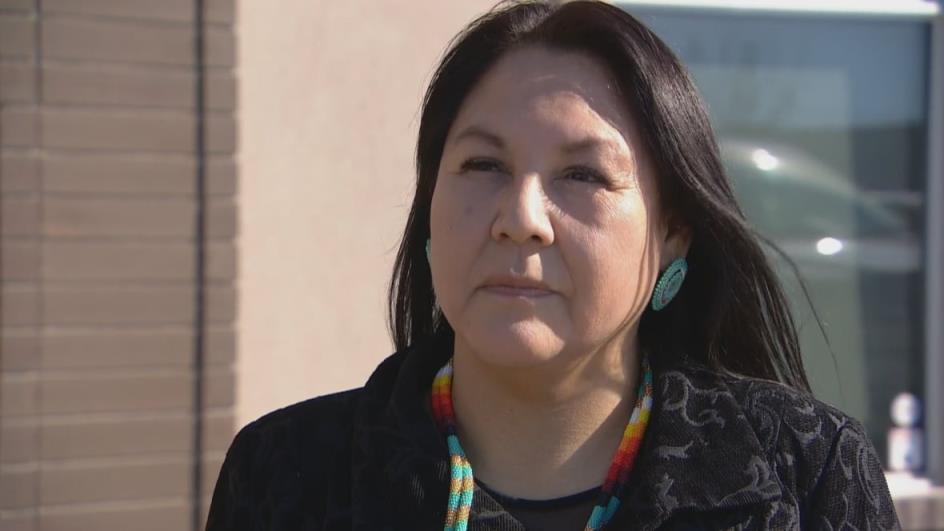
top-left (206, 336), bottom-right (900, 530)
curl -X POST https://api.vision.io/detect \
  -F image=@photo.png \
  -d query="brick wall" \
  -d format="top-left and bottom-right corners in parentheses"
top-left (0, 1), bottom-right (237, 529)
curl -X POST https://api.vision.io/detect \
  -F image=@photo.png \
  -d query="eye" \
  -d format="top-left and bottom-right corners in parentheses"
top-left (562, 165), bottom-right (608, 185)
top-left (459, 157), bottom-right (506, 174)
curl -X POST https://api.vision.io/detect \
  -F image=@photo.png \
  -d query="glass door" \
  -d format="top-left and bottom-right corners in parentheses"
top-left (629, 5), bottom-right (932, 465)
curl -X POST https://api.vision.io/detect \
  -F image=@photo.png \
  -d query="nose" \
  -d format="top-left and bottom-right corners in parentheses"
top-left (491, 173), bottom-right (555, 247)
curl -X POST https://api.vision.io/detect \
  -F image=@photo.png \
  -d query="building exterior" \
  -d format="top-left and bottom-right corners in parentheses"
top-left (1, 0), bottom-right (942, 529)
top-left (1, 0), bottom-right (238, 529)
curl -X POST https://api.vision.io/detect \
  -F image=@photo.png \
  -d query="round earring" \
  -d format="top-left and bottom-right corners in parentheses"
top-left (651, 257), bottom-right (687, 311)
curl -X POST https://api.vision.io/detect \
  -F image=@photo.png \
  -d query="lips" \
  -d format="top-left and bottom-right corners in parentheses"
top-left (479, 274), bottom-right (556, 297)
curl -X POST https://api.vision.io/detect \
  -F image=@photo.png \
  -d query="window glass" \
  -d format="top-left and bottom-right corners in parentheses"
top-left (633, 8), bottom-right (930, 464)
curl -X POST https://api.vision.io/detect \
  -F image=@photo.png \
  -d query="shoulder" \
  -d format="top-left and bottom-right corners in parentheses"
top-left (717, 367), bottom-right (854, 447)
top-left (206, 389), bottom-right (366, 530)
top-left (228, 388), bottom-right (365, 466)
top-left (662, 362), bottom-right (853, 438)
top-left (660, 363), bottom-right (869, 490)
top-left (716, 368), bottom-right (869, 482)
top-left (244, 387), bottom-right (365, 435)
top-left (665, 364), bottom-right (897, 528)
top-left (216, 349), bottom-right (411, 485)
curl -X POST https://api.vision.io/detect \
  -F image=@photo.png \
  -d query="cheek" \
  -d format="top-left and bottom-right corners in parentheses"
top-left (430, 174), bottom-right (496, 239)
top-left (566, 198), bottom-right (661, 329)
top-left (429, 175), bottom-right (494, 303)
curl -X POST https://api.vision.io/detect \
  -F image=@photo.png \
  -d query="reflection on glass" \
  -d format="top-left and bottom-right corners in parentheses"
top-left (634, 8), bottom-right (929, 464)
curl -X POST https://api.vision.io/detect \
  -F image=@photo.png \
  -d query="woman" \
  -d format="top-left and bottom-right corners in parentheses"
top-left (207, 1), bottom-right (899, 529)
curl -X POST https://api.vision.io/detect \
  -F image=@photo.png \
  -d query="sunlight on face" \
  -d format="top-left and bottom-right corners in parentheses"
top-left (429, 46), bottom-right (666, 368)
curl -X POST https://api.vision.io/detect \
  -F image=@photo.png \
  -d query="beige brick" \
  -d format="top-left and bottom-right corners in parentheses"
top-left (40, 459), bottom-right (188, 505)
top-left (207, 72), bottom-right (236, 111)
top-left (0, 61), bottom-right (35, 103)
top-left (0, 0), bottom-right (34, 11)
top-left (42, 416), bottom-right (189, 460)
top-left (42, 241), bottom-right (234, 281)
top-left (44, 242), bottom-right (191, 280)
top-left (1, 240), bottom-right (39, 280)
top-left (1, 285), bottom-right (39, 326)
top-left (0, 512), bottom-right (36, 531)
top-left (207, 0), bottom-right (235, 24)
top-left (44, 153), bottom-right (192, 195)
top-left (39, 502), bottom-right (189, 531)
top-left (42, 108), bottom-right (193, 152)
top-left (43, 64), bottom-right (191, 108)
top-left (0, 375), bottom-right (37, 417)
top-left (0, 468), bottom-right (37, 509)
top-left (207, 157), bottom-right (237, 196)
top-left (40, 369), bottom-right (232, 414)
top-left (42, 0), bottom-right (192, 22)
top-left (1, 196), bottom-right (39, 235)
top-left (204, 326), bottom-right (236, 365)
top-left (0, 329), bottom-right (40, 370)
top-left (207, 113), bottom-right (236, 154)
top-left (0, 422), bottom-right (37, 463)
top-left (0, 152), bottom-right (39, 193)
top-left (0, 15), bottom-right (35, 58)
top-left (41, 326), bottom-right (234, 369)
top-left (208, 199), bottom-right (236, 238)
top-left (41, 413), bottom-right (232, 461)
top-left (43, 154), bottom-right (236, 196)
top-left (207, 241), bottom-right (237, 279)
top-left (41, 64), bottom-right (235, 110)
top-left (207, 286), bottom-right (236, 323)
top-left (42, 0), bottom-right (234, 24)
top-left (41, 329), bottom-right (191, 369)
top-left (41, 371), bottom-right (191, 415)
top-left (204, 413), bottom-right (234, 453)
top-left (42, 18), bottom-right (191, 66)
top-left (204, 368), bottom-right (234, 408)
top-left (43, 286), bottom-right (193, 326)
top-left (43, 198), bottom-right (194, 238)
top-left (1, 107), bottom-right (37, 147)
top-left (206, 27), bottom-right (234, 67)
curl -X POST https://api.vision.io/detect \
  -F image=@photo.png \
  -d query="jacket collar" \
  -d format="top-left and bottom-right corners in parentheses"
top-left (614, 361), bottom-right (783, 528)
top-left (355, 337), bottom-right (782, 529)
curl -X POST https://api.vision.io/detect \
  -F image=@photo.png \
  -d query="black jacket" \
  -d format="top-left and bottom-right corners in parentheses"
top-left (206, 336), bottom-right (900, 530)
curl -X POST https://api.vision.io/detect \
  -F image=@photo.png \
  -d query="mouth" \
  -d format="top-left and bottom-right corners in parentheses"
top-left (479, 275), bottom-right (556, 298)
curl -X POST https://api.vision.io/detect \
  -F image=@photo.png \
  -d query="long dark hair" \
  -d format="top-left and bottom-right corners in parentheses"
top-left (388, 0), bottom-right (811, 391)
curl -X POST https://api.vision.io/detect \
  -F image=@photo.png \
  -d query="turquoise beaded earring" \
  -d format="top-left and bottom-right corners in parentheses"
top-left (651, 257), bottom-right (687, 311)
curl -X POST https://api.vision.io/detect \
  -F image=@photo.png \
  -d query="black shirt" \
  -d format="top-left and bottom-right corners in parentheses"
top-left (206, 335), bottom-right (900, 530)
top-left (476, 481), bottom-right (601, 530)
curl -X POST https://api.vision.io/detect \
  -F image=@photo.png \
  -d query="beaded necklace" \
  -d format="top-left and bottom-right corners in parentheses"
top-left (430, 356), bottom-right (653, 531)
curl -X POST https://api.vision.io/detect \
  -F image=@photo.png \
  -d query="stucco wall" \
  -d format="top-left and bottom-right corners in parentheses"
top-left (237, 1), bottom-right (496, 427)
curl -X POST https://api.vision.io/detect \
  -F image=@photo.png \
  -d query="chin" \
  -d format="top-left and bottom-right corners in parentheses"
top-left (456, 318), bottom-right (568, 368)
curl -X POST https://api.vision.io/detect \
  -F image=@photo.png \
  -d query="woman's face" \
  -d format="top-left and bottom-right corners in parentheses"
top-left (429, 46), bottom-right (684, 368)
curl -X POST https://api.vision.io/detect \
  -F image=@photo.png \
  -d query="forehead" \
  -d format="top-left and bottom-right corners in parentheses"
top-left (449, 46), bottom-right (635, 144)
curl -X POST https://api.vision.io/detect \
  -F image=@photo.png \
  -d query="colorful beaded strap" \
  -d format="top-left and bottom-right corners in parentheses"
top-left (430, 357), bottom-right (653, 531)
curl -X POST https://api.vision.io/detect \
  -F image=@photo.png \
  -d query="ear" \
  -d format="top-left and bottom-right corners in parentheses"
top-left (661, 214), bottom-right (692, 269)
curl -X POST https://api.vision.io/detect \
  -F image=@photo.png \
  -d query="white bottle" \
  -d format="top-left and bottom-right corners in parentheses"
top-left (888, 392), bottom-right (923, 472)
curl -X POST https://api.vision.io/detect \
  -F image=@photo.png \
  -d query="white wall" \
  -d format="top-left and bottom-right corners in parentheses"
top-left (236, 1), bottom-right (497, 427)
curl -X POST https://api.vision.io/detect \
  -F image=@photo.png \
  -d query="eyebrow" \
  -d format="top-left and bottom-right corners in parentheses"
top-left (450, 124), bottom-right (619, 155)
top-left (451, 125), bottom-right (505, 149)
top-left (559, 136), bottom-right (617, 155)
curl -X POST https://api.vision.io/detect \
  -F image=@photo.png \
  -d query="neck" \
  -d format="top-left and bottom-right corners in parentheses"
top-left (450, 333), bottom-right (642, 500)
